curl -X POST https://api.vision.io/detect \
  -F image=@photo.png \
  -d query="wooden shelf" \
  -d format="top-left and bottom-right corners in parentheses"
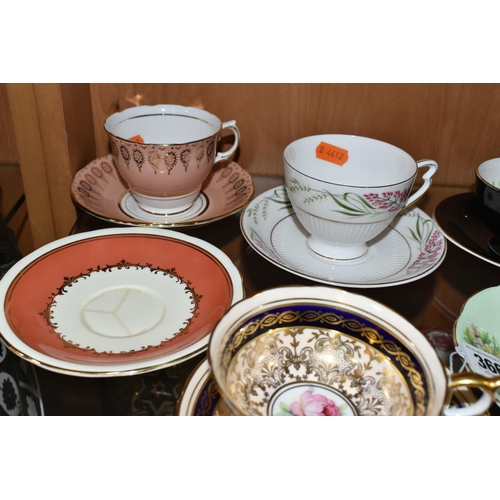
top-left (3, 83), bottom-right (500, 252)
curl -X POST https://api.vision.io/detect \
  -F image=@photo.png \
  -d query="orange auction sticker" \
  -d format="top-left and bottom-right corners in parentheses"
top-left (129, 135), bottom-right (145, 143)
top-left (316, 142), bottom-right (348, 166)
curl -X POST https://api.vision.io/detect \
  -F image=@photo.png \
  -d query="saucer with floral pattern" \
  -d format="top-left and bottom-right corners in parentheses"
top-left (241, 186), bottom-right (447, 288)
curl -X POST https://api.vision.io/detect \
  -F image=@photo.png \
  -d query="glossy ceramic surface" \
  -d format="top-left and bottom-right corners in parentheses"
top-left (71, 156), bottom-right (254, 227)
top-left (177, 342), bottom-right (486, 417)
top-left (241, 186), bottom-right (446, 288)
top-left (104, 105), bottom-right (240, 214)
top-left (176, 357), bottom-right (220, 416)
top-left (475, 158), bottom-right (500, 237)
top-left (433, 192), bottom-right (500, 268)
top-left (208, 286), bottom-right (448, 416)
top-left (283, 135), bottom-right (438, 260)
top-left (477, 158), bottom-right (500, 188)
top-left (0, 227), bottom-right (244, 377)
top-left (0, 338), bottom-right (44, 415)
top-left (454, 285), bottom-right (500, 366)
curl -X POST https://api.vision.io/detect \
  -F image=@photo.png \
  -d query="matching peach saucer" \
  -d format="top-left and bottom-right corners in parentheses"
top-left (71, 155), bottom-right (254, 227)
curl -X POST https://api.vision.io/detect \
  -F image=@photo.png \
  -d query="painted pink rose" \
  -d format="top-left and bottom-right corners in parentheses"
top-left (289, 390), bottom-right (341, 416)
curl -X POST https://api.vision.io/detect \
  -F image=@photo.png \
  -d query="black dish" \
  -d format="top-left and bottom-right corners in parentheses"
top-left (433, 192), bottom-right (500, 267)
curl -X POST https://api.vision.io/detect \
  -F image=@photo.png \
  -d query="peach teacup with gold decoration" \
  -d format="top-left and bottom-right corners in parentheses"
top-left (105, 104), bottom-right (240, 215)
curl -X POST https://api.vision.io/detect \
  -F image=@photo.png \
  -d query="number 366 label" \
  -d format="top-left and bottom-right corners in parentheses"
top-left (456, 343), bottom-right (500, 377)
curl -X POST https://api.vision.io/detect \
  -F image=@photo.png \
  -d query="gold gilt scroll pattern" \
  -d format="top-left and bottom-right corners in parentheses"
top-left (222, 309), bottom-right (426, 415)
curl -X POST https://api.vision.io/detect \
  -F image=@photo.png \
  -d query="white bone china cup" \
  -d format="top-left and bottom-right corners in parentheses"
top-left (283, 134), bottom-right (438, 261)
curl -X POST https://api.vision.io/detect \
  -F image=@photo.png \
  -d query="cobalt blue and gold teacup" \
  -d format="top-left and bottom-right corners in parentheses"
top-left (208, 286), bottom-right (500, 416)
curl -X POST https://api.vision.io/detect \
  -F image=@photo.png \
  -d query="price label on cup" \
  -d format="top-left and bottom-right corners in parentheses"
top-left (129, 135), bottom-right (144, 143)
top-left (456, 343), bottom-right (500, 378)
top-left (316, 142), bottom-right (349, 166)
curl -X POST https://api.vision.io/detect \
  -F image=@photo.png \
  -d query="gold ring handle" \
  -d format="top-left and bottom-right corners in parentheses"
top-left (448, 371), bottom-right (500, 392)
top-left (443, 372), bottom-right (500, 416)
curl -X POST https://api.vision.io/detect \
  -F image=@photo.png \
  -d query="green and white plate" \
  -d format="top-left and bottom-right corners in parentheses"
top-left (454, 285), bottom-right (500, 371)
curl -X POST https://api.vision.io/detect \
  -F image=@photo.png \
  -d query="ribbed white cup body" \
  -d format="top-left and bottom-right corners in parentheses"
top-left (284, 135), bottom-right (421, 260)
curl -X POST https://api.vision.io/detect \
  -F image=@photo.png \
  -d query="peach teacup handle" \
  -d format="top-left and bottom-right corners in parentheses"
top-left (214, 120), bottom-right (241, 164)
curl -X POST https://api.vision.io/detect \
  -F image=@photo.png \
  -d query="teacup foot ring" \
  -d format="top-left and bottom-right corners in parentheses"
top-left (120, 192), bottom-right (208, 222)
top-left (306, 236), bottom-right (368, 261)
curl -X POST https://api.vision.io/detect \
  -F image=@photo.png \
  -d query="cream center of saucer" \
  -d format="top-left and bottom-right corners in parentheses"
top-left (82, 286), bottom-right (166, 338)
top-left (50, 266), bottom-right (198, 354)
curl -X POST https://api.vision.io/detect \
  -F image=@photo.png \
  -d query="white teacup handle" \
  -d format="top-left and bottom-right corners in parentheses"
top-left (442, 371), bottom-right (500, 416)
top-left (214, 120), bottom-right (241, 164)
top-left (404, 159), bottom-right (438, 208)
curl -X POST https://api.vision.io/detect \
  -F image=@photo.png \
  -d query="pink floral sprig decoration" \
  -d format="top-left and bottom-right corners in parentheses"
top-left (408, 229), bottom-right (444, 273)
top-left (363, 189), bottom-right (409, 213)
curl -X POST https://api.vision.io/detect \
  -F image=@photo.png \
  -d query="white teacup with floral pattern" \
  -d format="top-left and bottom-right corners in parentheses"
top-left (208, 286), bottom-right (500, 416)
top-left (105, 104), bottom-right (240, 215)
top-left (283, 135), bottom-right (438, 260)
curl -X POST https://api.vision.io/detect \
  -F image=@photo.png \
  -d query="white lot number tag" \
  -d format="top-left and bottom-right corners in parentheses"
top-left (456, 343), bottom-right (500, 378)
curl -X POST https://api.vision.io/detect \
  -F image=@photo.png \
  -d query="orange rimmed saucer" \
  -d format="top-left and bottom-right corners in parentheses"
top-left (0, 228), bottom-right (244, 377)
top-left (71, 155), bottom-right (254, 227)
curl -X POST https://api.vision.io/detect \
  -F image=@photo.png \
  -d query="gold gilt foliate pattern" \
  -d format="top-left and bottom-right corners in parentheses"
top-left (223, 310), bottom-right (426, 415)
top-left (115, 137), bottom-right (216, 174)
top-left (195, 380), bottom-right (220, 416)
